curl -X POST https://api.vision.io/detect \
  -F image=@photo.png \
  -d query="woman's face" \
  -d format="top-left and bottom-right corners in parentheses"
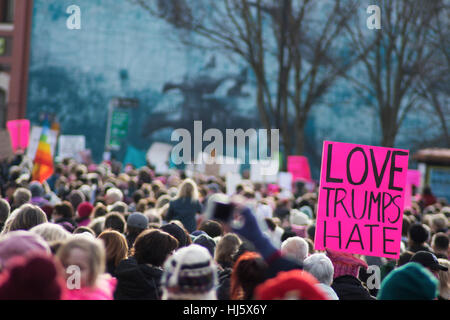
top-left (64, 248), bottom-right (91, 288)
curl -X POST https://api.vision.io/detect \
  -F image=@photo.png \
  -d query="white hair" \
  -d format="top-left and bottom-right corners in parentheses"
top-left (29, 222), bottom-right (72, 244)
top-left (303, 253), bottom-right (334, 286)
top-left (105, 188), bottom-right (123, 205)
top-left (281, 236), bottom-right (309, 263)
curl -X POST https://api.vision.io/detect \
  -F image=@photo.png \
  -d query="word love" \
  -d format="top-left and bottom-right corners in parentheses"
top-left (315, 141), bottom-right (409, 259)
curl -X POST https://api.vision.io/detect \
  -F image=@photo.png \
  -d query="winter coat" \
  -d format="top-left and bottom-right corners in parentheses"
top-left (62, 274), bottom-right (116, 300)
top-left (331, 275), bottom-right (376, 300)
top-left (166, 198), bottom-right (202, 233)
top-left (217, 267), bottom-right (232, 300)
top-left (114, 257), bottom-right (163, 300)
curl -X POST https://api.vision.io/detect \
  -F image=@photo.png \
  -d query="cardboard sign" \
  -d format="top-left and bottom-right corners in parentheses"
top-left (0, 130), bottom-right (14, 160)
top-left (287, 156), bottom-right (312, 182)
top-left (147, 142), bottom-right (173, 174)
top-left (314, 141), bottom-right (409, 259)
top-left (27, 126), bottom-right (58, 160)
top-left (6, 119), bottom-right (30, 152)
top-left (404, 170), bottom-right (421, 209)
top-left (58, 135), bottom-right (86, 161)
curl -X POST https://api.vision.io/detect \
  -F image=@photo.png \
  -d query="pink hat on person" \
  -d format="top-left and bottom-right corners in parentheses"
top-left (326, 248), bottom-right (368, 279)
top-left (77, 202), bottom-right (94, 218)
top-left (0, 231), bottom-right (50, 269)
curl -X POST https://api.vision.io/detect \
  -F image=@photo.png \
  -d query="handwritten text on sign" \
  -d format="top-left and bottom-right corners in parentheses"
top-left (314, 141), bottom-right (409, 259)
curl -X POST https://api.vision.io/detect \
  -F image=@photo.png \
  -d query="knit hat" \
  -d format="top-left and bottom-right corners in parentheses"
top-left (377, 262), bottom-right (439, 300)
top-left (77, 202), bottom-right (94, 218)
top-left (290, 209), bottom-right (311, 226)
top-left (0, 253), bottom-right (64, 300)
top-left (254, 270), bottom-right (329, 300)
top-left (161, 244), bottom-right (218, 300)
top-left (0, 231), bottom-right (51, 269)
top-left (299, 206), bottom-right (313, 219)
top-left (193, 234), bottom-right (216, 257)
top-left (160, 223), bottom-right (188, 248)
top-left (326, 248), bottom-right (368, 279)
top-left (127, 212), bottom-right (149, 229)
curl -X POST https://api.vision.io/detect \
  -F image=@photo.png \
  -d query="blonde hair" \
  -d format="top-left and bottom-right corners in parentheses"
top-left (9, 204), bottom-right (48, 232)
top-left (56, 235), bottom-right (106, 287)
top-left (98, 230), bottom-right (128, 267)
top-left (30, 222), bottom-right (72, 245)
top-left (176, 179), bottom-right (199, 201)
top-left (438, 258), bottom-right (450, 300)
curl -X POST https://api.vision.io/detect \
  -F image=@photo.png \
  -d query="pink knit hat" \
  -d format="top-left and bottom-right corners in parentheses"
top-left (326, 248), bottom-right (368, 279)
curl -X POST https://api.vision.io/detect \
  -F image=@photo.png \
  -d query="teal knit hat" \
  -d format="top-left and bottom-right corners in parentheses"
top-left (377, 262), bottom-right (439, 300)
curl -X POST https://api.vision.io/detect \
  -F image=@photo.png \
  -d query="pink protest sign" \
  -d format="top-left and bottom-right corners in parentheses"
top-left (404, 170), bottom-right (421, 209)
top-left (287, 156), bottom-right (312, 182)
top-left (314, 141), bottom-right (409, 259)
top-left (6, 119), bottom-right (30, 153)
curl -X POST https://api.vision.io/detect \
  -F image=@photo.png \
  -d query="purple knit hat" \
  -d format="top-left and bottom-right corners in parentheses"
top-left (326, 248), bottom-right (368, 279)
top-left (0, 231), bottom-right (50, 269)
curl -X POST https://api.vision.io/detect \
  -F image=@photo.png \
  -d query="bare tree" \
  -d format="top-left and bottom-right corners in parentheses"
top-left (343, 0), bottom-right (446, 147)
top-left (131, 0), bottom-right (361, 156)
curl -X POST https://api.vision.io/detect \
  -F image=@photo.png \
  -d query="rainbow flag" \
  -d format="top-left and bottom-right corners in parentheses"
top-left (32, 123), bottom-right (54, 183)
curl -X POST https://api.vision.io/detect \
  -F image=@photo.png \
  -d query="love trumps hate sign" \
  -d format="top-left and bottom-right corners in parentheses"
top-left (314, 141), bottom-right (409, 259)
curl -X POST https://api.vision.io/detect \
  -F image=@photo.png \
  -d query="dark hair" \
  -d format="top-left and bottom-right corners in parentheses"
top-left (104, 212), bottom-right (126, 234)
top-left (307, 224), bottom-right (316, 240)
top-left (54, 201), bottom-right (74, 219)
top-left (133, 190), bottom-right (145, 204)
top-left (408, 223), bottom-right (429, 244)
top-left (0, 198), bottom-right (11, 223)
top-left (397, 250), bottom-right (414, 267)
top-left (132, 229), bottom-right (178, 266)
top-left (281, 230), bottom-right (297, 243)
top-left (93, 203), bottom-right (107, 218)
top-left (264, 218), bottom-right (276, 231)
top-left (432, 232), bottom-right (449, 251)
top-left (10, 204), bottom-right (48, 231)
top-left (230, 252), bottom-right (268, 300)
top-left (402, 215), bottom-right (411, 237)
top-left (198, 220), bottom-right (223, 238)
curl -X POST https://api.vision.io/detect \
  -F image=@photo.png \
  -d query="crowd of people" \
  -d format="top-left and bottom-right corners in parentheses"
top-left (0, 153), bottom-right (448, 300)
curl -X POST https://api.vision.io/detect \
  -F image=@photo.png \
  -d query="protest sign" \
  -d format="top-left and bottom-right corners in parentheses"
top-left (278, 172), bottom-right (293, 192)
top-left (147, 142), bottom-right (173, 174)
top-left (226, 172), bottom-right (242, 196)
top-left (6, 119), bottom-right (30, 153)
top-left (287, 156), bottom-right (312, 182)
top-left (314, 141), bottom-right (409, 259)
top-left (404, 170), bottom-right (421, 209)
top-left (250, 159), bottom-right (278, 183)
top-left (27, 126), bottom-right (58, 160)
top-left (58, 135), bottom-right (86, 161)
top-left (0, 130), bottom-right (14, 160)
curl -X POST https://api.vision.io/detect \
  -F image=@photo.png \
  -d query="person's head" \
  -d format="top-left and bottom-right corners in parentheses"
top-left (73, 226), bottom-right (96, 237)
top-left (98, 230), bottom-right (128, 267)
top-left (56, 234), bottom-right (106, 288)
top-left (397, 250), bottom-right (414, 267)
top-left (306, 224), bottom-right (315, 241)
top-left (281, 230), bottom-right (297, 243)
top-left (132, 229), bottom-right (178, 266)
top-left (161, 244), bottom-right (218, 300)
top-left (126, 212), bottom-right (148, 237)
top-left (0, 230), bottom-right (51, 271)
top-left (326, 248), bottom-right (368, 279)
top-left (198, 220), bottom-right (223, 238)
top-left (176, 179), bottom-right (199, 201)
top-left (431, 232), bottom-right (449, 255)
top-left (12, 188), bottom-right (31, 207)
top-left (402, 216), bottom-right (411, 238)
top-left (105, 188), bottom-right (123, 205)
top-left (303, 253), bottom-right (334, 286)
top-left (0, 199), bottom-right (11, 230)
top-left (215, 233), bottom-right (242, 268)
top-left (9, 204), bottom-right (47, 232)
top-left (29, 223), bottom-right (72, 246)
top-left (104, 212), bottom-right (126, 234)
top-left (88, 217), bottom-right (106, 237)
top-left (437, 259), bottom-right (450, 299)
top-left (254, 270), bottom-right (328, 300)
top-left (431, 213), bottom-right (448, 233)
top-left (377, 262), bottom-right (439, 300)
top-left (281, 237), bottom-right (309, 264)
top-left (53, 201), bottom-right (74, 220)
top-left (230, 251), bottom-right (268, 300)
top-left (160, 222), bottom-right (189, 248)
top-left (193, 233), bottom-right (216, 257)
top-left (410, 251), bottom-right (448, 279)
top-left (68, 190), bottom-right (85, 212)
top-left (144, 209), bottom-right (162, 227)
top-left (107, 201), bottom-right (128, 215)
top-left (76, 202), bottom-right (94, 220)
top-left (92, 203), bottom-right (107, 218)
top-left (29, 181), bottom-right (45, 198)
top-left (408, 223), bottom-right (429, 246)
